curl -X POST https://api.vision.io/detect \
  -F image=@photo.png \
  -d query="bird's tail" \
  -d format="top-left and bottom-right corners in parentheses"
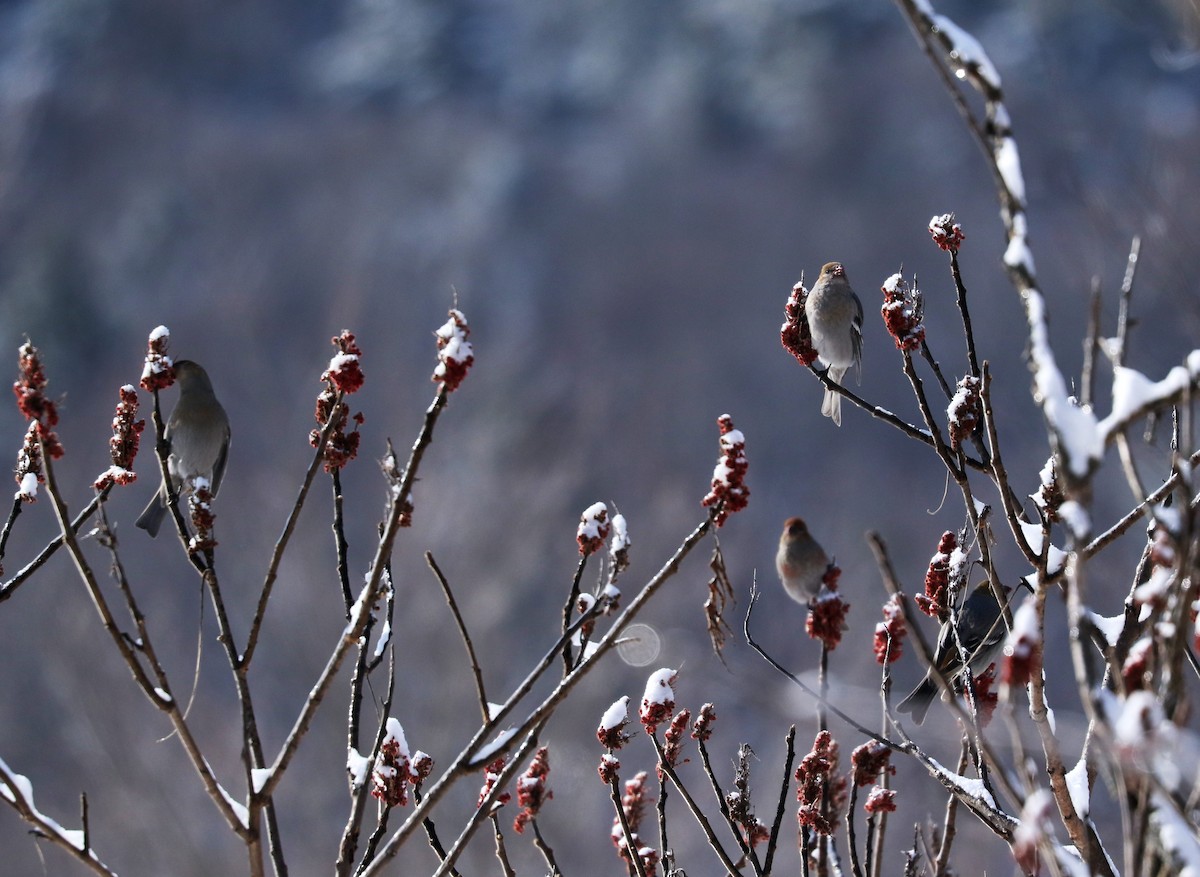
top-left (896, 677), bottom-right (937, 725)
top-left (821, 365), bottom-right (848, 426)
top-left (136, 489), bottom-right (169, 538)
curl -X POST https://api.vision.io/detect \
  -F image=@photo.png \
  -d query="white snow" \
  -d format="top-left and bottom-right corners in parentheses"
top-left (487, 702), bottom-right (504, 720)
top-left (154, 687), bottom-right (172, 704)
top-left (472, 727), bottom-right (517, 765)
top-left (251, 767), bottom-right (273, 795)
top-left (382, 717), bottom-right (409, 758)
top-left (0, 759), bottom-right (86, 850)
top-left (327, 351), bottom-right (359, 373)
top-left (1065, 756), bottom-right (1089, 819)
top-left (948, 545), bottom-right (969, 581)
top-left (1005, 598), bottom-right (1039, 648)
top-left (1057, 501), bottom-right (1090, 540)
top-left (929, 758), bottom-right (997, 809)
top-left (434, 310), bottom-right (474, 374)
top-left (1003, 211), bottom-right (1036, 275)
top-left (347, 748), bottom-right (372, 788)
top-left (1013, 788), bottom-right (1054, 859)
top-left (720, 429), bottom-right (746, 451)
top-left (17, 472), bottom-right (38, 500)
top-left (1088, 612), bottom-right (1126, 648)
top-left (149, 325), bottom-right (170, 342)
top-left (642, 668), bottom-right (677, 705)
top-left (373, 615), bottom-right (391, 659)
top-left (1153, 790), bottom-right (1200, 876)
top-left (216, 781), bottom-right (249, 829)
top-left (600, 696), bottom-right (630, 731)
top-left (932, 14), bottom-right (1002, 90)
top-left (1133, 565), bottom-right (1175, 606)
top-left (609, 513), bottom-right (630, 561)
top-left (1019, 520), bottom-right (1067, 574)
top-left (1153, 502), bottom-right (1182, 535)
top-left (1024, 289), bottom-right (1102, 478)
top-left (993, 136), bottom-right (1025, 204)
top-left (1100, 363), bottom-right (1195, 439)
top-left (578, 501), bottom-right (609, 543)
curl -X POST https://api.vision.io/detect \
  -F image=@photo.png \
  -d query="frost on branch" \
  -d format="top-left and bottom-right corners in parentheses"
top-left (372, 718), bottom-right (413, 808)
top-left (139, 325), bottom-right (174, 392)
top-left (1001, 596), bottom-right (1039, 688)
top-left (320, 330), bottom-right (365, 395)
top-left (512, 746), bottom-right (552, 834)
top-left (13, 341), bottom-right (64, 459)
top-left (873, 594), bottom-right (906, 664)
top-left (608, 512), bottom-right (631, 579)
top-left (916, 530), bottom-right (961, 620)
top-left (929, 213), bottom-right (965, 253)
top-left (946, 374), bottom-right (981, 451)
top-left (14, 424), bottom-right (43, 503)
top-left (432, 308), bottom-right (474, 392)
top-left (781, 277), bottom-right (818, 366)
top-left (477, 757), bottom-right (511, 810)
top-left (691, 702), bottom-right (716, 742)
top-left (806, 565), bottom-right (849, 650)
top-left (660, 709), bottom-right (691, 772)
top-left (795, 730), bottom-right (845, 835)
top-left (611, 771), bottom-right (658, 872)
top-left (1012, 788), bottom-right (1054, 875)
top-left (187, 480), bottom-right (218, 555)
top-left (576, 501), bottom-right (610, 555)
top-left (1098, 354), bottom-right (1200, 440)
top-left (639, 667), bottom-right (677, 735)
top-left (880, 272), bottom-right (925, 351)
top-left (597, 696), bottom-right (633, 750)
top-left (863, 786), bottom-right (897, 814)
top-left (310, 332), bottom-right (365, 473)
top-left (701, 414), bottom-right (749, 527)
top-left (94, 385), bottom-right (145, 490)
top-left (850, 740), bottom-right (894, 788)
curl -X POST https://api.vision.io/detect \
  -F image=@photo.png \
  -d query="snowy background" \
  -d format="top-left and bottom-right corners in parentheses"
top-left (0, 0), bottom-right (1198, 873)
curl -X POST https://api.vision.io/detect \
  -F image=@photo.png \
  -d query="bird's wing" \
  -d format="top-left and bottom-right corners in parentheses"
top-left (211, 429), bottom-right (230, 496)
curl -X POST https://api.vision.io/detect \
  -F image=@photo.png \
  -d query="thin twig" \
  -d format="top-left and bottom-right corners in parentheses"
top-left (359, 512), bottom-right (718, 875)
top-left (608, 773), bottom-right (649, 877)
top-left (333, 467), bottom-right (353, 613)
top-left (0, 759), bottom-right (118, 877)
top-left (650, 733), bottom-right (742, 876)
top-left (259, 388), bottom-right (450, 803)
top-left (0, 487), bottom-right (110, 603)
top-left (762, 725), bottom-right (796, 877)
top-left (1081, 277), bottom-right (1102, 408)
top-left (560, 554), bottom-right (589, 673)
top-left (245, 392), bottom-right (347, 666)
top-left (427, 551), bottom-right (490, 723)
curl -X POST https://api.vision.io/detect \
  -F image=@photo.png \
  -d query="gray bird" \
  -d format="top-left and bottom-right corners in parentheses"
top-left (805, 262), bottom-right (863, 426)
top-left (897, 581), bottom-right (1011, 725)
top-left (776, 516), bottom-right (831, 605)
top-left (136, 360), bottom-right (230, 537)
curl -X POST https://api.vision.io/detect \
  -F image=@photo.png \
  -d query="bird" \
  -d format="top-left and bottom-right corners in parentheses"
top-left (776, 517), bottom-right (832, 605)
top-left (805, 262), bottom-right (863, 426)
top-left (896, 581), bottom-right (1011, 725)
top-left (136, 360), bottom-right (231, 538)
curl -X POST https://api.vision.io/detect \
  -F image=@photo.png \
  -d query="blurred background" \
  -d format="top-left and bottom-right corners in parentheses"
top-left (0, 0), bottom-right (1198, 873)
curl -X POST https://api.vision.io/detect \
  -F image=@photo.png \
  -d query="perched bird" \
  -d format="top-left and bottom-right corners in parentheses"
top-left (136, 360), bottom-right (231, 537)
top-left (897, 582), bottom-right (1011, 725)
top-left (805, 262), bottom-right (864, 426)
top-left (776, 517), bottom-right (832, 605)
